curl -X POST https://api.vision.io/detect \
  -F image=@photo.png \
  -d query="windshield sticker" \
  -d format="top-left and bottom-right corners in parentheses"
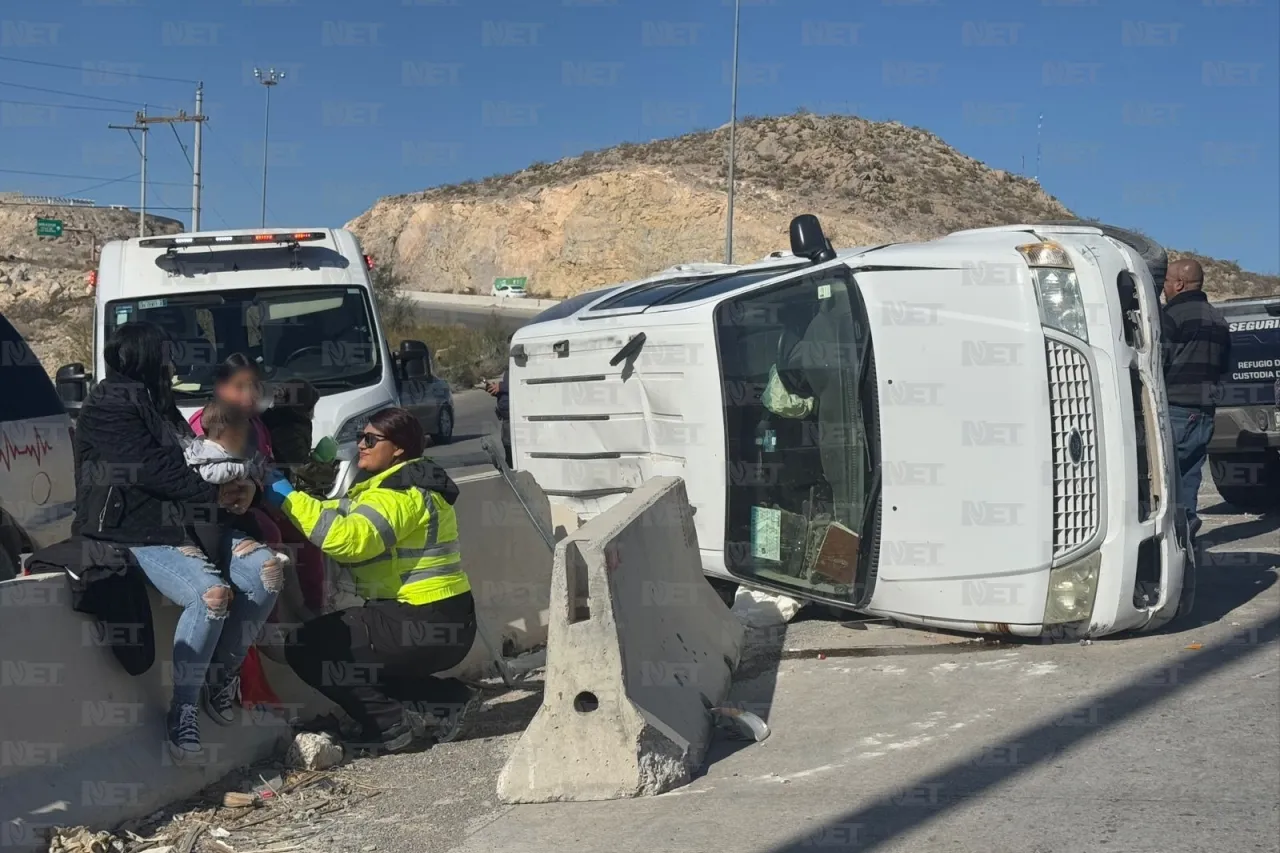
top-left (114, 310), bottom-right (129, 326)
top-left (818, 284), bottom-right (832, 300)
top-left (751, 506), bottom-right (782, 562)
top-left (138, 298), bottom-right (168, 310)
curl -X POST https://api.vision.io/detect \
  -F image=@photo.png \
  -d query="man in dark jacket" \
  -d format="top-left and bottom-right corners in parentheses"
top-left (486, 368), bottom-right (512, 467)
top-left (1161, 258), bottom-right (1231, 538)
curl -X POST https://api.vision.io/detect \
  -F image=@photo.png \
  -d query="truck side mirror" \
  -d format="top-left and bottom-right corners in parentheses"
top-left (55, 363), bottom-right (90, 419)
top-left (789, 214), bottom-right (837, 265)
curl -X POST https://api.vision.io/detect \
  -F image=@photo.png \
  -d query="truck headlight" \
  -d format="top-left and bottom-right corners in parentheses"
top-left (1044, 551), bottom-right (1101, 624)
top-left (1018, 241), bottom-right (1089, 344)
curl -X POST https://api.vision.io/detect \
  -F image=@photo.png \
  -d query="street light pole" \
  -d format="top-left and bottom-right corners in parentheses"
top-left (253, 67), bottom-right (284, 227)
top-left (725, 0), bottom-right (741, 265)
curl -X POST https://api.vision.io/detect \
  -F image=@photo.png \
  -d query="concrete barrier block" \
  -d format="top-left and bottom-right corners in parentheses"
top-left (442, 470), bottom-right (556, 681)
top-left (0, 577), bottom-right (321, 851)
top-left (497, 477), bottom-right (744, 803)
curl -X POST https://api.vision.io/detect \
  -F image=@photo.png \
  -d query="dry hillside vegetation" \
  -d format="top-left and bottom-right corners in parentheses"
top-left (350, 112), bottom-right (1278, 301)
top-left (0, 203), bottom-right (182, 370)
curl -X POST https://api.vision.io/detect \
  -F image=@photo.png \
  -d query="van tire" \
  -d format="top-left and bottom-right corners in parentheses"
top-left (708, 578), bottom-right (739, 609)
top-left (1036, 220), bottom-right (1169, 290)
top-left (1209, 451), bottom-right (1280, 511)
top-left (431, 405), bottom-right (454, 446)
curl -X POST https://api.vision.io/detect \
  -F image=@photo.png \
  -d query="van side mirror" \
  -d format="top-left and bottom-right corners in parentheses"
top-left (789, 214), bottom-right (837, 265)
top-left (399, 339), bottom-right (431, 380)
top-left (56, 363), bottom-right (91, 419)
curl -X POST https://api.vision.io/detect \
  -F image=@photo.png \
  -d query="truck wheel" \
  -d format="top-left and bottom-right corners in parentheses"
top-left (1210, 451), bottom-right (1280, 511)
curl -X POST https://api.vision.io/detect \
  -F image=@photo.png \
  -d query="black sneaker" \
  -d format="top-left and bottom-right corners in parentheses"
top-left (203, 671), bottom-right (241, 726)
top-left (167, 703), bottom-right (202, 760)
top-left (424, 690), bottom-right (482, 744)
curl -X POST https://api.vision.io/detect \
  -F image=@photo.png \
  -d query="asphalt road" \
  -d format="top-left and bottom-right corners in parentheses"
top-left (301, 472), bottom-right (1279, 853)
top-left (426, 387), bottom-right (505, 479)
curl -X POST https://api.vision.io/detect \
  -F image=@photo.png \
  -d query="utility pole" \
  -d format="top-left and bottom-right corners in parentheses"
top-left (110, 100), bottom-right (207, 235)
top-left (254, 67), bottom-right (285, 228)
top-left (725, 0), bottom-right (741, 265)
top-left (108, 108), bottom-right (148, 237)
top-left (192, 82), bottom-right (204, 231)
top-left (1035, 112), bottom-right (1043, 184)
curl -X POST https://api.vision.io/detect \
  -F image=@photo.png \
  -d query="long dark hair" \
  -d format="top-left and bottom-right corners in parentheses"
top-left (366, 406), bottom-right (425, 461)
top-left (214, 352), bottom-right (263, 386)
top-left (104, 321), bottom-right (188, 433)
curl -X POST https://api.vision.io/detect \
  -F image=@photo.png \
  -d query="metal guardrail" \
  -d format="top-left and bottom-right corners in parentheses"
top-left (0, 193), bottom-right (98, 207)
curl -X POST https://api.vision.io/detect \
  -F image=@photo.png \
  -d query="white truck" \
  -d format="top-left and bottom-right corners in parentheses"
top-left (54, 228), bottom-right (454, 497)
top-left (508, 216), bottom-right (1194, 638)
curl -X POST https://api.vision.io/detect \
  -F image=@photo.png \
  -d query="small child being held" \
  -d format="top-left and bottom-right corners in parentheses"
top-left (183, 400), bottom-right (289, 578)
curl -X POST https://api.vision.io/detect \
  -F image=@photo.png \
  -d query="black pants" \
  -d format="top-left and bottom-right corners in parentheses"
top-left (285, 592), bottom-right (477, 737)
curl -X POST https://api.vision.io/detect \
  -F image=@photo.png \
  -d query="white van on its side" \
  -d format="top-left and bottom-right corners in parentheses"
top-left (55, 228), bottom-right (453, 497)
top-left (510, 216), bottom-right (1193, 639)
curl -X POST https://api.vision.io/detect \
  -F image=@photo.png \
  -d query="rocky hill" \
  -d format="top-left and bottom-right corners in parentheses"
top-left (0, 202), bottom-right (182, 369)
top-left (350, 112), bottom-right (1278, 301)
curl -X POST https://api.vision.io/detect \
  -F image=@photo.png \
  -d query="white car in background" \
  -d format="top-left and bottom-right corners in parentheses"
top-left (0, 311), bottom-right (75, 580)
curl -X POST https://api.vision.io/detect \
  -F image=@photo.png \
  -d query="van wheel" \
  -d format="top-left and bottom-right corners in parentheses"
top-left (432, 405), bottom-right (454, 446)
top-left (1210, 451), bottom-right (1280, 511)
top-left (708, 578), bottom-right (739, 608)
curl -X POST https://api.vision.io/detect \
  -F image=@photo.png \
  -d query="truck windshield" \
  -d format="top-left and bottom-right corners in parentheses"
top-left (104, 285), bottom-right (381, 401)
top-left (715, 266), bottom-right (877, 604)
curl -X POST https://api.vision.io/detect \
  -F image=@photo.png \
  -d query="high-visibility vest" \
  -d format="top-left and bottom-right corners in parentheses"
top-left (279, 457), bottom-right (470, 606)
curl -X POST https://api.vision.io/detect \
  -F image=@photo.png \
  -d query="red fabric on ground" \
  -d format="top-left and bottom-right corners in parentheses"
top-left (238, 645), bottom-right (281, 708)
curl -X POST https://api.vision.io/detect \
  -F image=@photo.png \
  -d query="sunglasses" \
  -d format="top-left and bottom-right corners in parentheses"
top-left (357, 432), bottom-right (392, 449)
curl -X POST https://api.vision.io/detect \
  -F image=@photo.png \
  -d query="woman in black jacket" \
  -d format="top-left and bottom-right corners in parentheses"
top-left (74, 322), bottom-right (281, 760)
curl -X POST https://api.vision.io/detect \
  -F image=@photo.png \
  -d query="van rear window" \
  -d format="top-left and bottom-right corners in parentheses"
top-left (0, 314), bottom-right (65, 423)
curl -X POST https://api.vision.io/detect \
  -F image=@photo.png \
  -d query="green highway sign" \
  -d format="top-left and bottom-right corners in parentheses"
top-left (36, 218), bottom-right (63, 238)
top-left (494, 276), bottom-right (527, 291)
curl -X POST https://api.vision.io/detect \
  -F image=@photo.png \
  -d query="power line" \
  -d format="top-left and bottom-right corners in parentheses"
top-left (0, 79), bottom-right (178, 110)
top-left (0, 97), bottom-right (134, 114)
top-left (201, 122), bottom-right (282, 222)
top-left (0, 167), bottom-right (189, 187)
top-left (170, 123), bottom-right (194, 169)
top-left (62, 173), bottom-right (140, 196)
top-left (0, 56), bottom-right (198, 85)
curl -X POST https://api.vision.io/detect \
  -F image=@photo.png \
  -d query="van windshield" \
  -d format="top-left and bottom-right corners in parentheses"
top-left (104, 285), bottom-right (381, 401)
top-left (715, 266), bottom-right (878, 604)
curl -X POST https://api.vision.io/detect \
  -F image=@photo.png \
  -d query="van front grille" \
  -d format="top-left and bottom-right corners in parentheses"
top-left (1046, 339), bottom-right (1100, 558)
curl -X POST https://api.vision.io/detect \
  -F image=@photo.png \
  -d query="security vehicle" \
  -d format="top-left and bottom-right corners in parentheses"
top-left (54, 229), bottom-right (454, 498)
top-left (0, 311), bottom-right (75, 580)
top-left (1208, 295), bottom-right (1280, 509)
top-left (508, 216), bottom-right (1194, 638)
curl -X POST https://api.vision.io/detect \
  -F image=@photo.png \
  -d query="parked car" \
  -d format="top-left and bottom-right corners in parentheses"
top-left (0, 311), bottom-right (75, 580)
top-left (1208, 296), bottom-right (1280, 510)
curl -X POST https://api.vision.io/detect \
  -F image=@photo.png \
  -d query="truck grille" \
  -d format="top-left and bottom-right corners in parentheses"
top-left (1046, 339), bottom-right (1100, 558)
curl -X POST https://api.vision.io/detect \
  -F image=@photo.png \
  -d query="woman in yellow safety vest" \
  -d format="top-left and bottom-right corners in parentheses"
top-left (262, 407), bottom-right (480, 753)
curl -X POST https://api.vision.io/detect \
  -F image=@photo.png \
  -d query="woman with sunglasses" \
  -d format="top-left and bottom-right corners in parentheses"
top-left (262, 407), bottom-right (479, 752)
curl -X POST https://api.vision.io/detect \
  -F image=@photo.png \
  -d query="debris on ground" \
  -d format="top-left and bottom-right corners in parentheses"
top-left (285, 732), bottom-right (344, 771)
top-left (731, 588), bottom-right (804, 628)
top-left (44, 767), bottom-right (383, 853)
top-left (710, 707), bottom-right (771, 743)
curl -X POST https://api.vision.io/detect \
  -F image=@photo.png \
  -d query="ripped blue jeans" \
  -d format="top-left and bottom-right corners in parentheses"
top-left (130, 536), bottom-right (281, 708)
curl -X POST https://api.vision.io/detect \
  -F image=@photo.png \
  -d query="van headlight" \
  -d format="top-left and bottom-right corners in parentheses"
top-left (1044, 551), bottom-right (1101, 624)
top-left (1018, 241), bottom-right (1089, 344)
top-left (334, 404), bottom-right (390, 445)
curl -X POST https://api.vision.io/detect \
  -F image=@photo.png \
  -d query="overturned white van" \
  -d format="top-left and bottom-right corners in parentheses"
top-left (508, 217), bottom-right (1194, 638)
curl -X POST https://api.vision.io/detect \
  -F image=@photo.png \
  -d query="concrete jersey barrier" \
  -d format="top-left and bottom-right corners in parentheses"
top-left (0, 468), bottom-right (560, 848)
top-left (497, 476), bottom-right (745, 803)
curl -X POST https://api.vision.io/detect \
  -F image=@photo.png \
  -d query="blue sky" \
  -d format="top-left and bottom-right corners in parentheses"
top-left (1, 0), bottom-right (1276, 272)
